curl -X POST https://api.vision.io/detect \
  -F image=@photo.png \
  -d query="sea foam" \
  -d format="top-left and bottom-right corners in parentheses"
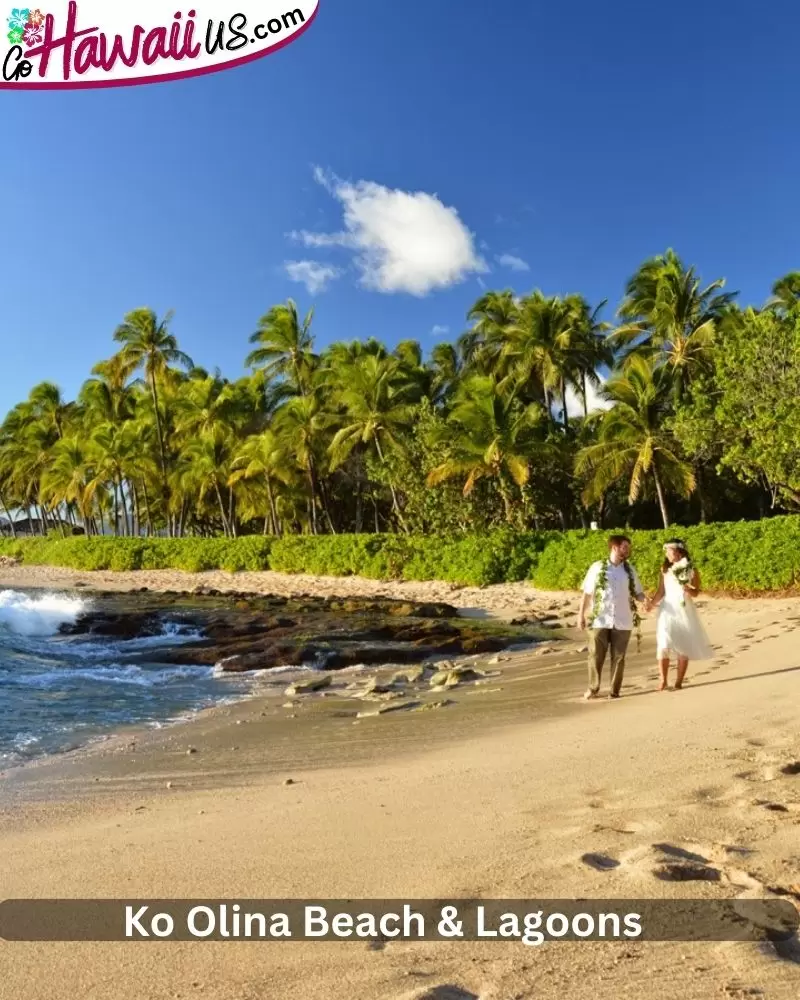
top-left (0, 589), bottom-right (86, 637)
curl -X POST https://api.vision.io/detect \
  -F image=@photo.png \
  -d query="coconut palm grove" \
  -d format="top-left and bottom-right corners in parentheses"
top-left (1, 249), bottom-right (799, 540)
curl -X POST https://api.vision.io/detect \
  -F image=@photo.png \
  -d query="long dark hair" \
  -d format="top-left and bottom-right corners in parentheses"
top-left (662, 538), bottom-right (690, 574)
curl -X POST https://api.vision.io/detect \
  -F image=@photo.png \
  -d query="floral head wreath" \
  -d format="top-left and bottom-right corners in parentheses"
top-left (663, 539), bottom-right (687, 554)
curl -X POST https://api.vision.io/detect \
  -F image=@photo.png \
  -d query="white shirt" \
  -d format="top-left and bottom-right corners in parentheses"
top-left (582, 559), bottom-right (644, 631)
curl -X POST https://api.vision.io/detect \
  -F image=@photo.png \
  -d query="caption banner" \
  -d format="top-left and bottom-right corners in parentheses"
top-left (0, 898), bottom-right (797, 946)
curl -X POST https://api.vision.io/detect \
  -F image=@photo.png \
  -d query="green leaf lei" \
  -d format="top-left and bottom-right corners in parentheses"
top-left (589, 559), bottom-right (642, 651)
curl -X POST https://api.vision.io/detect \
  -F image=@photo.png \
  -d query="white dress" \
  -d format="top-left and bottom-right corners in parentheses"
top-left (656, 568), bottom-right (714, 661)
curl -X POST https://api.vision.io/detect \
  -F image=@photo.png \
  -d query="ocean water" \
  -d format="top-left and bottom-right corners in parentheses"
top-left (0, 588), bottom-right (252, 766)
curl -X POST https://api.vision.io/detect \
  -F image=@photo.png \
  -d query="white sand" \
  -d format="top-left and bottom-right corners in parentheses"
top-left (0, 567), bottom-right (799, 999)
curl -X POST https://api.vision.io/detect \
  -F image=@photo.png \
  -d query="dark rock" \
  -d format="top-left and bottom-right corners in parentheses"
top-left (60, 591), bottom-right (540, 676)
top-left (59, 611), bottom-right (164, 640)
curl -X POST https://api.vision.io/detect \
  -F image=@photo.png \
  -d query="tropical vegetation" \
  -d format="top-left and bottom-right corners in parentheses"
top-left (2, 250), bottom-right (799, 542)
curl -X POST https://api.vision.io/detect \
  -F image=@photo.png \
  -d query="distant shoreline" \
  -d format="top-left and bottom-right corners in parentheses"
top-left (0, 562), bottom-right (576, 621)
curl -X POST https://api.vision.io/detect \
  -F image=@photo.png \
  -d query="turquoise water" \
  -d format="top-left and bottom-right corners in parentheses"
top-left (0, 589), bottom-right (252, 766)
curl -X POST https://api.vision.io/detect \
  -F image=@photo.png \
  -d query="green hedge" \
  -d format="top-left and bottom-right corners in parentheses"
top-left (2, 516), bottom-right (800, 592)
top-left (531, 517), bottom-right (800, 593)
top-left (0, 536), bottom-right (273, 574)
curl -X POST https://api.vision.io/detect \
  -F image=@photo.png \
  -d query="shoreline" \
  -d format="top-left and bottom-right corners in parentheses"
top-left (0, 563), bottom-right (572, 619)
top-left (0, 564), bottom-right (571, 784)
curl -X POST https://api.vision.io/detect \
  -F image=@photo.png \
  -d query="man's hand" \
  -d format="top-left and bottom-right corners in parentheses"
top-left (578, 615), bottom-right (587, 631)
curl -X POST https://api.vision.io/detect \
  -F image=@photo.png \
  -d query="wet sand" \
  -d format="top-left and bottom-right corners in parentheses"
top-left (1, 567), bottom-right (799, 999)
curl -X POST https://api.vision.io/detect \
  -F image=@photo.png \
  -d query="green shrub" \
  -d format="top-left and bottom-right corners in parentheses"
top-left (530, 517), bottom-right (800, 593)
top-left (2, 516), bottom-right (800, 594)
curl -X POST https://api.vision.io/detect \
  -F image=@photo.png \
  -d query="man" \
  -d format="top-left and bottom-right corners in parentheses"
top-left (578, 535), bottom-right (646, 700)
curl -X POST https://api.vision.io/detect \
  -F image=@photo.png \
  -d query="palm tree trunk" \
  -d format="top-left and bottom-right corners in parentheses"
top-left (0, 495), bottom-right (16, 538)
top-left (319, 478), bottom-right (337, 534)
top-left (355, 454), bottom-right (363, 534)
top-left (131, 482), bottom-right (140, 537)
top-left (561, 377), bottom-right (569, 430)
top-left (149, 372), bottom-right (167, 483)
top-left (497, 479), bottom-right (514, 525)
top-left (213, 481), bottom-right (230, 537)
top-left (652, 462), bottom-right (670, 528)
top-left (141, 480), bottom-right (153, 537)
top-left (306, 476), bottom-right (318, 534)
top-left (265, 477), bottom-right (279, 536)
top-left (112, 482), bottom-right (120, 536)
top-left (374, 439), bottom-right (408, 534)
top-left (694, 461), bottom-right (709, 523)
top-left (227, 488), bottom-right (237, 538)
top-left (118, 477), bottom-right (130, 536)
top-left (581, 373), bottom-right (589, 419)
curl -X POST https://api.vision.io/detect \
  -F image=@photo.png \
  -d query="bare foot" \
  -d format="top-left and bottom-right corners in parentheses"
top-left (658, 681), bottom-right (668, 691)
top-left (674, 683), bottom-right (683, 691)
top-left (583, 690), bottom-right (597, 701)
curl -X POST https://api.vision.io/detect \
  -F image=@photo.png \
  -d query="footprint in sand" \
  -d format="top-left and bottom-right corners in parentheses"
top-left (617, 841), bottom-right (723, 881)
top-left (779, 761), bottom-right (800, 776)
top-left (581, 852), bottom-right (621, 871)
top-left (619, 841), bottom-right (769, 889)
top-left (403, 988), bottom-right (479, 1000)
top-left (754, 801), bottom-right (791, 813)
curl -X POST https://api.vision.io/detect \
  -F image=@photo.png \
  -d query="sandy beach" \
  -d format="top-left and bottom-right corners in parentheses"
top-left (1, 566), bottom-right (799, 999)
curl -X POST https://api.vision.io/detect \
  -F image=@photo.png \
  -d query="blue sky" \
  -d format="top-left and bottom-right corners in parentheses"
top-left (3, 0), bottom-right (799, 417)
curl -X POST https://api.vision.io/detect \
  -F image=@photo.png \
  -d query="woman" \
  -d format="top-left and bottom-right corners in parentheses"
top-left (646, 539), bottom-right (714, 691)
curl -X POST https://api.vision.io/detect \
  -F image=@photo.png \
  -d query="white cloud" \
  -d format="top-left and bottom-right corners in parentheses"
top-left (495, 253), bottom-right (529, 272)
top-left (284, 260), bottom-right (341, 294)
top-left (563, 376), bottom-right (613, 417)
top-left (292, 168), bottom-right (488, 296)
top-left (431, 325), bottom-right (450, 337)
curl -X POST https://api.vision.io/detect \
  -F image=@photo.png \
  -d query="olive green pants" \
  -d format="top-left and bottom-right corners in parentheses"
top-left (587, 627), bottom-right (632, 697)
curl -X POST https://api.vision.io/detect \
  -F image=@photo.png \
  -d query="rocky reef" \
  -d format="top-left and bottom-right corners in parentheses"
top-left (58, 590), bottom-right (548, 672)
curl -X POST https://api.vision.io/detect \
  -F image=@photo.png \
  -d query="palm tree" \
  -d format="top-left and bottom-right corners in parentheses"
top-left (458, 290), bottom-right (519, 375)
top-left (113, 308), bottom-right (193, 516)
top-left (40, 436), bottom-right (96, 534)
top-left (79, 355), bottom-right (137, 424)
top-left (768, 272), bottom-right (800, 315)
top-left (181, 428), bottom-right (236, 537)
top-left (328, 354), bottom-right (417, 531)
top-left (229, 429), bottom-right (295, 535)
top-left (246, 299), bottom-right (318, 398)
top-left (427, 375), bottom-right (542, 524)
top-left (502, 291), bottom-right (580, 425)
top-left (273, 395), bottom-right (331, 534)
top-left (428, 343), bottom-right (463, 408)
top-left (613, 249), bottom-right (736, 396)
top-left (569, 296), bottom-right (614, 418)
top-left (576, 356), bottom-right (695, 527)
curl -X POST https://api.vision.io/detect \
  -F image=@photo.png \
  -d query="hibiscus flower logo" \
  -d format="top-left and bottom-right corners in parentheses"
top-left (6, 7), bottom-right (30, 31)
top-left (22, 19), bottom-right (40, 44)
top-left (6, 7), bottom-right (47, 47)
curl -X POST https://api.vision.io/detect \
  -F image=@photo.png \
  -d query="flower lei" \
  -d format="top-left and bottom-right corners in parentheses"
top-left (589, 559), bottom-right (642, 651)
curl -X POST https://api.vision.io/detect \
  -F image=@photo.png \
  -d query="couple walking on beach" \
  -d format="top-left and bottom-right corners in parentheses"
top-left (577, 534), bottom-right (713, 700)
